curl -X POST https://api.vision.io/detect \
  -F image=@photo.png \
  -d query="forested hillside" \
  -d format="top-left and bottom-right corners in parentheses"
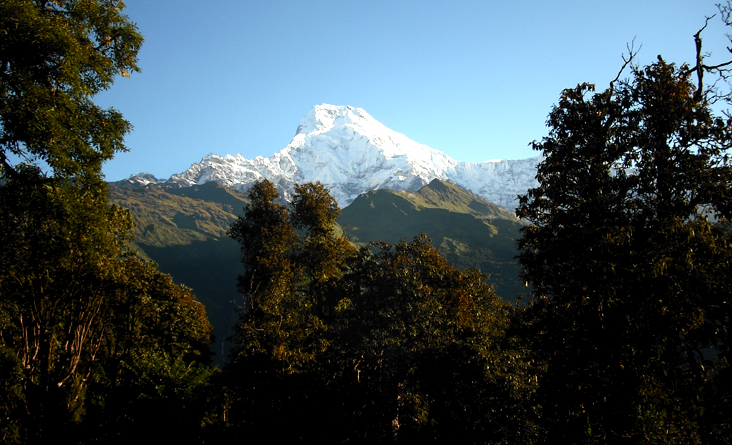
top-left (109, 182), bottom-right (247, 361)
top-left (339, 179), bottom-right (527, 299)
top-left (108, 178), bottom-right (528, 364)
top-left (221, 180), bottom-right (536, 442)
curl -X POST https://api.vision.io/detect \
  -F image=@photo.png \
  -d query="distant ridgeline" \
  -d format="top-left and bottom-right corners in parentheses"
top-left (118, 104), bottom-right (540, 210)
top-left (108, 179), bottom-right (527, 363)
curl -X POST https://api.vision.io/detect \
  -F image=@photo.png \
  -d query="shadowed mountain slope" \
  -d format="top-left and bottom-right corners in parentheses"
top-left (339, 179), bottom-right (527, 299)
top-left (109, 182), bottom-right (248, 363)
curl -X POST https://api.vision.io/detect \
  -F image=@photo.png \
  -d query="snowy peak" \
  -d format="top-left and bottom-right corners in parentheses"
top-left (295, 104), bottom-right (372, 136)
top-left (153, 104), bottom-right (540, 210)
top-left (114, 172), bottom-right (161, 187)
top-left (289, 104), bottom-right (438, 159)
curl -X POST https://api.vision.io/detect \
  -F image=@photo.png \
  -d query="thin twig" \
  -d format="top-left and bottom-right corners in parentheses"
top-left (610, 38), bottom-right (640, 91)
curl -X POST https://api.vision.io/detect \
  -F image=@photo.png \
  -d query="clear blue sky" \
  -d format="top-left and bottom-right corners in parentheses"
top-left (97, 0), bottom-right (731, 181)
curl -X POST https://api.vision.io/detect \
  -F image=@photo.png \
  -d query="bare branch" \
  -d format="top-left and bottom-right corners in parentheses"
top-left (704, 59), bottom-right (732, 71)
top-left (679, 11), bottom-right (732, 103)
top-left (691, 15), bottom-right (716, 101)
top-left (719, 1), bottom-right (732, 26)
top-left (610, 38), bottom-right (641, 91)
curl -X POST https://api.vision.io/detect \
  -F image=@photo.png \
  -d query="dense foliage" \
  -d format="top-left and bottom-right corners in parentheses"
top-left (0, 168), bottom-right (215, 443)
top-left (0, 0), bottom-right (143, 180)
top-left (223, 179), bottom-right (537, 443)
top-left (516, 57), bottom-right (732, 442)
top-left (337, 179), bottom-right (527, 299)
top-left (4, 1), bottom-right (732, 443)
top-left (0, 2), bottom-right (214, 443)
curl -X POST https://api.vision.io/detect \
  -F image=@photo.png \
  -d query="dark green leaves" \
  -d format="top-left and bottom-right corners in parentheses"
top-left (225, 181), bottom-right (535, 443)
top-left (0, 0), bottom-right (143, 179)
top-left (0, 4), bottom-right (219, 442)
top-left (516, 58), bottom-right (732, 443)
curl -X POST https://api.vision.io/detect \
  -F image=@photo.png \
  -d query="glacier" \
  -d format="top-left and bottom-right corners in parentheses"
top-left (124, 104), bottom-right (540, 210)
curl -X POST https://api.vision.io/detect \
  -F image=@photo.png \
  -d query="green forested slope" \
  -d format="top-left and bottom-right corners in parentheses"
top-left (109, 179), bottom-right (527, 363)
top-left (109, 182), bottom-right (248, 362)
top-left (339, 179), bottom-right (527, 299)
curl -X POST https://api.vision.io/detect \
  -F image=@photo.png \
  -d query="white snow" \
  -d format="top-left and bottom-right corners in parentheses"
top-left (158, 104), bottom-right (540, 210)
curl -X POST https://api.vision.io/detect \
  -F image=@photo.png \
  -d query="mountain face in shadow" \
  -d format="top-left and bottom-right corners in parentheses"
top-left (109, 182), bottom-right (248, 364)
top-left (339, 179), bottom-right (527, 300)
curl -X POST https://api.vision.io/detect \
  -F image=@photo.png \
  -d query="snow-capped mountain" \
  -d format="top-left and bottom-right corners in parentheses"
top-left (126, 104), bottom-right (540, 210)
top-left (114, 172), bottom-right (162, 187)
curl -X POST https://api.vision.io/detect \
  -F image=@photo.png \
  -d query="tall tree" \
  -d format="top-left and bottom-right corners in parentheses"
top-left (332, 234), bottom-right (536, 444)
top-left (291, 181), bottom-right (355, 320)
top-left (0, 2), bottom-right (143, 439)
top-left (0, 0), bottom-right (143, 180)
top-left (224, 180), bottom-right (348, 439)
top-left (225, 181), bottom-right (536, 443)
top-left (516, 53), bottom-right (732, 442)
top-left (227, 181), bottom-right (356, 372)
top-left (0, 164), bottom-right (215, 445)
top-left (0, 167), bottom-right (133, 440)
top-left (0, 2), bottom-right (217, 442)
top-left (227, 179), bottom-right (314, 371)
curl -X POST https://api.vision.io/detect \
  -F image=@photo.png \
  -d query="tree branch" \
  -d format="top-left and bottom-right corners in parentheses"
top-left (691, 15), bottom-right (716, 101)
top-left (610, 38), bottom-right (640, 91)
top-left (681, 8), bottom-right (732, 103)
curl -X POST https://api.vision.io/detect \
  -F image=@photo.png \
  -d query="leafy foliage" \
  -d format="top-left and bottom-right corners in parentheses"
top-left (0, 167), bottom-right (133, 440)
top-left (0, 168), bottom-right (215, 442)
top-left (516, 58), bottom-right (732, 443)
top-left (107, 179), bottom-right (529, 366)
top-left (82, 255), bottom-right (215, 444)
top-left (339, 179), bottom-right (527, 299)
top-left (331, 235), bottom-right (537, 443)
top-left (108, 182), bottom-right (248, 363)
top-left (227, 181), bottom-right (360, 371)
top-left (0, 0), bottom-right (143, 179)
top-left (224, 179), bottom-right (536, 443)
top-left (0, 3), bottom-right (217, 442)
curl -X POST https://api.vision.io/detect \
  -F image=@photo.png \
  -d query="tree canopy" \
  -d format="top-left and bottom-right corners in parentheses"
top-left (224, 180), bottom-right (536, 443)
top-left (0, 0), bottom-right (143, 180)
top-left (6, 1), bottom-right (732, 443)
top-left (0, 2), bottom-right (216, 443)
top-left (516, 51), bottom-right (732, 443)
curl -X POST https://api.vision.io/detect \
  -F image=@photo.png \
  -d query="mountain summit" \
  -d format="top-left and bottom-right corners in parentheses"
top-left (128, 104), bottom-right (539, 209)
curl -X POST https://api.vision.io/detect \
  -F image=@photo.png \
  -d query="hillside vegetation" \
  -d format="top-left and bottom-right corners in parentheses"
top-left (5, 1), bottom-right (731, 440)
top-left (340, 179), bottom-right (527, 299)
top-left (108, 182), bottom-right (248, 362)
top-left (109, 179), bottom-right (528, 364)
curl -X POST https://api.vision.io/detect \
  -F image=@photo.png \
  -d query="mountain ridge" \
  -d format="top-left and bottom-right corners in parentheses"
top-left (117, 104), bottom-right (540, 210)
top-left (339, 179), bottom-right (526, 299)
